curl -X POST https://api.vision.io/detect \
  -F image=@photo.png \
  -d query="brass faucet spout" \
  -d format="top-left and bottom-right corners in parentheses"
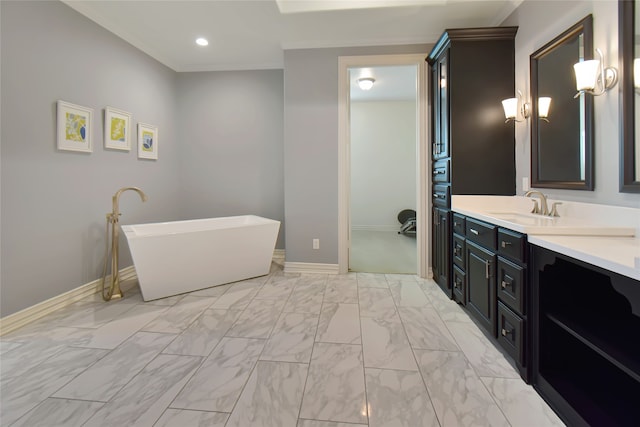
top-left (102, 187), bottom-right (148, 301)
top-left (112, 187), bottom-right (148, 218)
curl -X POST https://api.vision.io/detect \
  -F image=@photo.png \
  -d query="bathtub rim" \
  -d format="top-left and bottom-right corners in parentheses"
top-left (121, 215), bottom-right (280, 239)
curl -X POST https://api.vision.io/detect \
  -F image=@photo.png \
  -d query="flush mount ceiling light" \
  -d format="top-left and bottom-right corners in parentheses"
top-left (195, 37), bottom-right (209, 47)
top-left (357, 77), bottom-right (375, 90)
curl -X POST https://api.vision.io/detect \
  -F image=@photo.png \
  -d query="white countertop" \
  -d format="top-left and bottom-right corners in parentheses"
top-left (451, 196), bottom-right (640, 281)
top-left (527, 235), bottom-right (640, 281)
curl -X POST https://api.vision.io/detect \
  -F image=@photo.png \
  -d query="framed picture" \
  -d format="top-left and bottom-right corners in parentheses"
top-left (137, 122), bottom-right (158, 160)
top-left (104, 107), bottom-right (132, 151)
top-left (57, 100), bottom-right (93, 153)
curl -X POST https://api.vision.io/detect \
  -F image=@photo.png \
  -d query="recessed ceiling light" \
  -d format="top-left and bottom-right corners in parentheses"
top-left (195, 38), bottom-right (209, 47)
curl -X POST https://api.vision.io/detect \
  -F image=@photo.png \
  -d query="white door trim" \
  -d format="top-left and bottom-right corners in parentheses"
top-left (338, 54), bottom-right (430, 277)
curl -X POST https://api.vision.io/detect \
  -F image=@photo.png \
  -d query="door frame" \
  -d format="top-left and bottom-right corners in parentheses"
top-left (338, 54), bottom-right (430, 277)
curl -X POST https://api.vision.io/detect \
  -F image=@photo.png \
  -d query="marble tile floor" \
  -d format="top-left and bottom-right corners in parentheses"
top-left (0, 263), bottom-right (565, 427)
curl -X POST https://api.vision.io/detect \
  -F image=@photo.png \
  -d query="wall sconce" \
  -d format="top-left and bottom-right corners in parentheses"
top-left (501, 90), bottom-right (530, 123)
top-left (538, 97), bottom-right (551, 122)
top-left (357, 77), bottom-right (375, 91)
top-left (573, 48), bottom-right (618, 97)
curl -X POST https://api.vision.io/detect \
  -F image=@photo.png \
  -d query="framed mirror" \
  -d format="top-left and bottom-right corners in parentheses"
top-left (620, 0), bottom-right (640, 192)
top-left (530, 15), bottom-right (594, 190)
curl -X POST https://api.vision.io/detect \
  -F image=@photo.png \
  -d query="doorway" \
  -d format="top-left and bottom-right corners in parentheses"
top-left (349, 65), bottom-right (417, 273)
top-left (338, 54), bottom-right (429, 277)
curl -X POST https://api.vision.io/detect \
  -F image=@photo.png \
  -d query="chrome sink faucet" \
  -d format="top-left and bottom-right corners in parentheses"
top-left (524, 190), bottom-right (549, 216)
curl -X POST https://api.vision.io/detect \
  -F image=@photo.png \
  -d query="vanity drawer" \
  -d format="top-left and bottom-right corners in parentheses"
top-left (453, 265), bottom-right (466, 304)
top-left (498, 228), bottom-right (526, 263)
top-left (465, 217), bottom-right (497, 251)
top-left (497, 256), bottom-right (526, 315)
top-left (452, 213), bottom-right (466, 235)
top-left (433, 184), bottom-right (450, 208)
top-left (452, 233), bottom-right (466, 269)
top-left (432, 159), bottom-right (450, 183)
top-left (497, 302), bottom-right (525, 366)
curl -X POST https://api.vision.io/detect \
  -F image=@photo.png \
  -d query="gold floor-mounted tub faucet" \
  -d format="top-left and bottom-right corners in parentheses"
top-left (101, 187), bottom-right (148, 301)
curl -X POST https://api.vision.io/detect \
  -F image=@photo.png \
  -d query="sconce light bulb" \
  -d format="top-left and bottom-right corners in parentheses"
top-left (538, 97), bottom-right (551, 118)
top-left (574, 59), bottom-right (600, 91)
top-left (502, 97), bottom-right (517, 120)
top-left (573, 48), bottom-right (618, 97)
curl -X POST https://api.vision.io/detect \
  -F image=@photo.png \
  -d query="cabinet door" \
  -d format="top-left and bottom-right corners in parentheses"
top-left (432, 207), bottom-right (451, 297)
top-left (453, 264), bottom-right (466, 304)
top-left (431, 52), bottom-right (449, 160)
top-left (466, 240), bottom-right (497, 335)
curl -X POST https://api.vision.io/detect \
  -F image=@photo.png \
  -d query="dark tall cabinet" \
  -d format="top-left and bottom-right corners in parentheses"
top-left (427, 27), bottom-right (518, 297)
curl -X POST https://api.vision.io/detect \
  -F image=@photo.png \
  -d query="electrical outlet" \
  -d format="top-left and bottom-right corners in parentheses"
top-left (522, 177), bottom-right (530, 192)
top-left (313, 238), bottom-right (319, 250)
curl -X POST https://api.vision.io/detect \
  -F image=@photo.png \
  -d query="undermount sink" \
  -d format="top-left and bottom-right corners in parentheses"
top-left (479, 211), bottom-right (636, 237)
top-left (486, 211), bottom-right (556, 224)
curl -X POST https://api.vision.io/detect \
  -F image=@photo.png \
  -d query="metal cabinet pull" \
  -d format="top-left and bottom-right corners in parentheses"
top-left (501, 241), bottom-right (511, 248)
top-left (485, 260), bottom-right (491, 279)
top-left (470, 228), bottom-right (479, 235)
top-left (501, 328), bottom-right (513, 337)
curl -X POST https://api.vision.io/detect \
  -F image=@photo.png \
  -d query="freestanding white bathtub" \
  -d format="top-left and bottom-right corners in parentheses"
top-left (122, 215), bottom-right (280, 301)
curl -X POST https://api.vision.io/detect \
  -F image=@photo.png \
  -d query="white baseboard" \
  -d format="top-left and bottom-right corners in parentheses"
top-left (1, 252), bottom-right (288, 336)
top-left (284, 262), bottom-right (339, 274)
top-left (351, 225), bottom-right (399, 232)
top-left (0, 266), bottom-right (137, 336)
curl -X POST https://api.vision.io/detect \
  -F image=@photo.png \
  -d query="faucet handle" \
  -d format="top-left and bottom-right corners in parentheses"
top-left (549, 202), bottom-right (562, 217)
top-left (530, 199), bottom-right (540, 214)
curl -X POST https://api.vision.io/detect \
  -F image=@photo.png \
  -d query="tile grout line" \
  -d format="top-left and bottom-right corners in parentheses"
top-left (165, 277), bottom-right (269, 417)
top-left (355, 273), bottom-right (371, 427)
top-left (394, 278), bottom-right (444, 427)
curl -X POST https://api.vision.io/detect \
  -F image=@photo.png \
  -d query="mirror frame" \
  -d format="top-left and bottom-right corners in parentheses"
top-left (530, 15), bottom-right (594, 190)
top-left (620, 0), bottom-right (640, 192)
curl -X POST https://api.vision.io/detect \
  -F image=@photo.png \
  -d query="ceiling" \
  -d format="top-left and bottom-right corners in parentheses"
top-left (62, 0), bottom-right (522, 72)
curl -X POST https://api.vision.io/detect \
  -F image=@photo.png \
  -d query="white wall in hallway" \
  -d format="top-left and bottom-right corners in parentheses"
top-left (350, 100), bottom-right (417, 230)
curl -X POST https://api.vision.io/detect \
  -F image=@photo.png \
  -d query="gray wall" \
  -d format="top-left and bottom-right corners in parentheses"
top-left (504, 0), bottom-right (640, 208)
top-left (283, 44), bottom-right (430, 264)
top-left (1, 1), bottom-right (181, 316)
top-left (176, 70), bottom-right (285, 249)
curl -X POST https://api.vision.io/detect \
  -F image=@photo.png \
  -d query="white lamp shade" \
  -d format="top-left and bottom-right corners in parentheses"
top-left (538, 97), bottom-right (551, 118)
top-left (357, 78), bottom-right (375, 90)
top-left (573, 59), bottom-right (600, 91)
top-left (501, 98), bottom-right (517, 119)
top-left (634, 58), bottom-right (640, 89)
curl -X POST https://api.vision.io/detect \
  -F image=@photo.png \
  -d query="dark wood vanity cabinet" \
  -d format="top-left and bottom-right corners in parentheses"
top-left (427, 26), bottom-right (517, 300)
top-left (464, 218), bottom-right (498, 336)
top-left (432, 207), bottom-right (451, 295)
top-left (452, 213), bottom-right (467, 303)
top-left (496, 228), bottom-right (528, 380)
top-left (531, 246), bottom-right (640, 426)
top-left (450, 213), bottom-right (529, 380)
